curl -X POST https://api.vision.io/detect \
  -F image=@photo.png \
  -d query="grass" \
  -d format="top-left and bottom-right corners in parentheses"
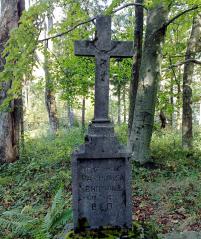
top-left (0, 125), bottom-right (201, 238)
top-left (0, 128), bottom-right (83, 239)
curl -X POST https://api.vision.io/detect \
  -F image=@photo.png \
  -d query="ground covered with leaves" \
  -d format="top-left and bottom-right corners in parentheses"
top-left (0, 126), bottom-right (201, 238)
top-left (131, 129), bottom-right (201, 234)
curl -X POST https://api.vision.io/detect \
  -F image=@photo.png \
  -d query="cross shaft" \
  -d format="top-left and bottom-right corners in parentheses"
top-left (74, 16), bottom-right (133, 122)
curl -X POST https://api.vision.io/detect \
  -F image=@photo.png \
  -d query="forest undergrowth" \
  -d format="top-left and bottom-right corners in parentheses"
top-left (0, 126), bottom-right (201, 238)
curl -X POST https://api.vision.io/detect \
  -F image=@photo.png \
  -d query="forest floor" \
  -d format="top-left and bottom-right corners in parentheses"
top-left (0, 126), bottom-right (201, 238)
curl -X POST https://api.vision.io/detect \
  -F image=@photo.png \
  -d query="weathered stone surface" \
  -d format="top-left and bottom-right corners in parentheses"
top-left (72, 15), bottom-right (133, 230)
top-left (160, 231), bottom-right (201, 239)
top-left (74, 15), bottom-right (133, 121)
top-left (72, 123), bottom-right (132, 229)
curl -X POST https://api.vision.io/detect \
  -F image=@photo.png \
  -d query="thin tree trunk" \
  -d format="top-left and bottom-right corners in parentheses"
top-left (82, 97), bottom-right (85, 129)
top-left (169, 57), bottom-right (176, 128)
top-left (159, 110), bottom-right (167, 129)
top-left (123, 84), bottom-right (127, 123)
top-left (117, 85), bottom-right (121, 125)
top-left (199, 101), bottom-right (201, 126)
top-left (109, 94), bottom-right (114, 122)
top-left (68, 106), bottom-right (74, 128)
top-left (176, 75), bottom-right (182, 130)
top-left (182, 13), bottom-right (201, 148)
top-left (170, 82), bottom-right (174, 127)
top-left (17, 0), bottom-right (25, 150)
top-left (44, 16), bottom-right (59, 135)
top-left (128, 0), bottom-right (144, 135)
top-left (129, 3), bottom-right (169, 164)
top-left (0, 0), bottom-right (24, 163)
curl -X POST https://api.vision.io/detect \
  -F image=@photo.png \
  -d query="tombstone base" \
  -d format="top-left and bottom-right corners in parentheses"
top-left (72, 122), bottom-right (132, 230)
top-left (60, 221), bottom-right (160, 239)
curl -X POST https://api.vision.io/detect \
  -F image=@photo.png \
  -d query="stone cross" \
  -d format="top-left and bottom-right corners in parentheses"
top-left (72, 15), bottom-right (133, 231)
top-left (75, 15), bottom-right (133, 122)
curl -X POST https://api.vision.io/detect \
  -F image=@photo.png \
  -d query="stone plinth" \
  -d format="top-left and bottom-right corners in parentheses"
top-left (72, 122), bottom-right (132, 230)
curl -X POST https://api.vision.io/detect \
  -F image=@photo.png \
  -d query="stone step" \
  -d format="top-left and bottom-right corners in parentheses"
top-left (160, 231), bottom-right (201, 239)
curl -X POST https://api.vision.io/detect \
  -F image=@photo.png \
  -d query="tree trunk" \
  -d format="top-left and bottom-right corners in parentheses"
top-left (109, 94), bottom-right (114, 122)
top-left (159, 110), bottom-right (167, 129)
top-left (199, 101), bottom-right (201, 126)
top-left (182, 13), bottom-right (201, 149)
top-left (176, 68), bottom-right (182, 130)
top-left (68, 106), bottom-right (74, 128)
top-left (128, 0), bottom-right (144, 135)
top-left (82, 97), bottom-right (85, 129)
top-left (129, 3), bottom-right (169, 164)
top-left (0, 0), bottom-right (24, 163)
top-left (44, 16), bottom-right (59, 135)
top-left (123, 84), bottom-right (127, 123)
top-left (17, 0), bottom-right (25, 149)
top-left (169, 57), bottom-right (176, 128)
top-left (117, 85), bottom-right (121, 125)
top-left (169, 82), bottom-right (174, 127)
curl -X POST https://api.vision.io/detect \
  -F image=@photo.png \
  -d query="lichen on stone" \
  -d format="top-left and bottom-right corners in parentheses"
top-left (63, 222), bottom-right (159, 239)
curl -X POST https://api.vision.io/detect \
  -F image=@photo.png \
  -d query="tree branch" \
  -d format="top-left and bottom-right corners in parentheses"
top-left (38, 16), bottom-right (96, 42)
top-left (38, 2), bottom-right (147, 42)
top-left (111, 3), bottom-right (147, 14)
top-left (164, 5), bottom-right (200, 28)
top-left (163, 59), bottom-right (201, 71)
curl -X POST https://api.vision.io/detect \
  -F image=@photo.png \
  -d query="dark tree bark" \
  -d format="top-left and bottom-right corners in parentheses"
top-left (44, 16), bottom-right (59, 135)
top-left (123, 84), bottom-right (127, 123)
top-left (17, 0), bottom-right (25, 149)
top-left (159, 110), bottom-right (167, 129)
top-left (169, 57), bottom-right (176, 128)
top-left (117, 85), bottom-right (121, 125)
top-left (82, 97), bottom-right (86, 129)
top-left (128, 0), bottom-right (144, 135)
top-left (169, 82), bottom-right (174, 127)
top-left (182, 13), bottom-right (201, 149)
top-left (129, 3), bottom-right (170, 164)
top-left (0, 0), bottom-right (25, 163)
top-left (176, 67), bottom-right (182, 130)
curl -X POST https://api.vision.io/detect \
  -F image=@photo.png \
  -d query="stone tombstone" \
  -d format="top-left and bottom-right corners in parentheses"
top-left (72, 15), bottom-right (133, 230)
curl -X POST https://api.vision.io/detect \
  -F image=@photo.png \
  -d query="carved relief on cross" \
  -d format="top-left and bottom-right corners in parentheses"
top-left (75, 16), bottom-right (133, 122)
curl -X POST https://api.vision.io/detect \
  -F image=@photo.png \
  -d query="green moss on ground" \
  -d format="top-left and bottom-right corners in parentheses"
top-left (64, 222), bottom-right (159, 239)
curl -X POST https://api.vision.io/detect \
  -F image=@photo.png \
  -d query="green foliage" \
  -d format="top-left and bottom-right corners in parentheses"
top-left (132, 128), bottom-right (201, 232)
top-left (105, 0), bottom-right (124, 15)
top-left (0, 2), bottom-right (50, 111)
top-left (0, 188), bottom-right (72, 239)
top-left (114, 124), bottom-right (201, 232)
top-left (0, 128), bottom-right (83, 239)
top-left (145, 0), bottom-right (179, 9)
top-left (1, 0), bottom-right (201, 236)
top-left (115, 123), bottom-right (128, 143)
top-left (1, 127), bottom-right (201, 237)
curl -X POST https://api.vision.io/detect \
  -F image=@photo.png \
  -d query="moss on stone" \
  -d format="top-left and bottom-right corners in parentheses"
top-left (64, 222), bottom-right (159, 239)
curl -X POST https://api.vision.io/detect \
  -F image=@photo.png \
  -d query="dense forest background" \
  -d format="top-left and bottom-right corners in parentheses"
top-left (0, 0), bottom-right (201, 238)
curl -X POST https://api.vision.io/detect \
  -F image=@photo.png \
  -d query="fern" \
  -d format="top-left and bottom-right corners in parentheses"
top-left (40, 188), bottom-right (72, 237)
top-left (0, 209), bottom-right (37, 237)
top-left (0, 189), bottom-right (72, 239)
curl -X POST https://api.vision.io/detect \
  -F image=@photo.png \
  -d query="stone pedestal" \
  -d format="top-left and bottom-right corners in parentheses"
top-left (72, 122), bottom-right (132, 230)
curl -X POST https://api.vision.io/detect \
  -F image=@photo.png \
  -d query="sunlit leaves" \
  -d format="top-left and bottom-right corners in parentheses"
top-left (0, 1), bottom-right (49, 111)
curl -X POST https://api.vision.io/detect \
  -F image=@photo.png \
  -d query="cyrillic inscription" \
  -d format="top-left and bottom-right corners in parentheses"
top-left (78, 158), bottom-right (126, 226)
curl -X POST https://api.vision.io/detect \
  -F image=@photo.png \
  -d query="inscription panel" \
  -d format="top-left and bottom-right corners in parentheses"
top-left (78, 158), bottom-right (126, 228)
